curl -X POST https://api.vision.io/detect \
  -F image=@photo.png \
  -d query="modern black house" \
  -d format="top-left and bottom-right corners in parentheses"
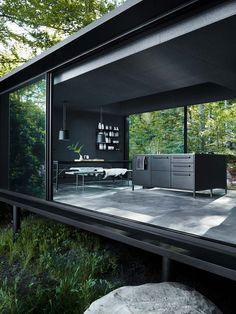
top-left (0, 0), bottom-right (236, 281)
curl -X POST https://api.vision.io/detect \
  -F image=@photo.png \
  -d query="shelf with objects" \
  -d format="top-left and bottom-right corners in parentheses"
top-left (96, 124), bottom-right (120, 151)
top-left (96, 106), bottom-right (120, 151)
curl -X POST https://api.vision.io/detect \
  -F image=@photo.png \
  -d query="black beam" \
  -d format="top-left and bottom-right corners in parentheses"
top-left (124, 116), bottom-right (130, 163)
top-left (184, 106), bottom-right (188, 153)
top-left (13, 205), bottom-right (21, 242)
top-left (1, 190), bottom-right (236, 281)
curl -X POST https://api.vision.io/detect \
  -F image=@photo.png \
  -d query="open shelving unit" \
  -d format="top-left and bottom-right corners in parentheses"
top-left (96, 124), bottom-right (120, 151)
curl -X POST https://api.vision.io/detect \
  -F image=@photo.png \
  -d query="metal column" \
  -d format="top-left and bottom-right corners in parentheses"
top-left (46, 72), bottom-right (53, 201)
top-left (162, 256), bottom-right (172, 282)
top-left (184, 106), bottom-right (188, 153)
top-left (124, 116), bottom-right (129, 164)
top-left (13, 205), bottom-right (21, 242)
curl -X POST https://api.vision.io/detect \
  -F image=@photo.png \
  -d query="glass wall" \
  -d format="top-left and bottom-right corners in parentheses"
top-left (129, 107), bottom-right (184, 159)
top-left (187, 100), bottom-right (236, 153)
top-left (9, 77), bottom-right (46, 198)
top-left (187, 100), bottom-right (236, 188)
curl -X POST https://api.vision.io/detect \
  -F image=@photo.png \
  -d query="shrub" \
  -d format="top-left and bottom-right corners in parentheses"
top-left (0, 216), bottom-right (119, 313)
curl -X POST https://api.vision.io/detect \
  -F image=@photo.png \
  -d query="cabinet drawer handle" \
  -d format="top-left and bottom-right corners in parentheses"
top-left (173, 165), bottom-right (191, 167)
top-left (173, 156), bottom-right (191, 159)
top-left (173, 173), bottom-right (191, 176)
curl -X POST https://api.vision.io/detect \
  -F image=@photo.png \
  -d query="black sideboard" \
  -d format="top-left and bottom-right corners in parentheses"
top-left (132, 154), bottom-right (227, 197)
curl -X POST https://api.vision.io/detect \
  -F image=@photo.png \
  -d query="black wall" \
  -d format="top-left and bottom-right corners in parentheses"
top-left (0, 93), bottom-right (9, 189)
top-left (53, 108), bottom-right (125, 162)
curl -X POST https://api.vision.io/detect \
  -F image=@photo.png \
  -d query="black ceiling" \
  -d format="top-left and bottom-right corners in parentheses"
top-left (0, 0), bottom-right (197, 93)
top-left (53, 14), bottom-right (236, 115)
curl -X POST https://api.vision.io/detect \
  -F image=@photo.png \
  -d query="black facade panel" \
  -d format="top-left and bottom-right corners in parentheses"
top-left (0, 94), bottom-right (9, 189)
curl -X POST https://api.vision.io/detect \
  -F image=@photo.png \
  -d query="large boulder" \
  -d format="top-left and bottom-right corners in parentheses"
top-left (84, 282), bottom-right (222, 314)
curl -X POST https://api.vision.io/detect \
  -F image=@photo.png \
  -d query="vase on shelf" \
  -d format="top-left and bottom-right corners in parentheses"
top-left (74, 154), bottom-right (83, 162)
top-left (78, 154), bottom-right (83, 161)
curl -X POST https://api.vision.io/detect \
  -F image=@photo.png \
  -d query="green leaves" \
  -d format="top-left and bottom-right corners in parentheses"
top-left (0, 217), bottom-right (119, 313)
top-left (9, 78), bottom-right (46, 197)
top-left (129, 108), bottom-right (184, 159)
top-left (188, 100), bottom-right (236, 154)
top-left (0, 0), bottom-right (121, 76)
top-left (67, 142), bottom-right (84, 154)
top-left (129, 100), bottom-right (236, 160)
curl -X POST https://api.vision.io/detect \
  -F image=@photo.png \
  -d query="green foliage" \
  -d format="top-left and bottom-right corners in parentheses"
top-left (129, 101), bottom-right (236, 159)
top-left (129, 107), bottom-right (184, 159)
top-left (9, 78), bottom-right (46, 197)
top-left (67, 142), bottom-right (84, 155)
top-left (0, 0), bottom-right (123, 76)
top-left (187, 100), bottom-right (236, 155)
top-left (129, 101), bottom-right (236, 188)
top-left (0, 217), bottom-right (118, 313)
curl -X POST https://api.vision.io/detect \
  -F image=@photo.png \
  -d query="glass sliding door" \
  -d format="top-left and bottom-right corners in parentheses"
top-left (9, 77), bottom-right (46, 198)
top-left (129, 107), bottom-right (184, 159)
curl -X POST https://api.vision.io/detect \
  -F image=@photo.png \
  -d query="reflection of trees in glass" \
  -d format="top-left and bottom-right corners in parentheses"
top-left (187, 100), bottom-right (236, 155)
top-left (9, 78), bottom-right (46, 198)
top-left (129, 107), bottom-right (184, 159)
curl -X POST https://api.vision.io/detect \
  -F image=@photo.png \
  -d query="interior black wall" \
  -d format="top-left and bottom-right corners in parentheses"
top-left (53, 108), bottom-right (125, 162)
top-left (0, 93), bottom-right (9, 189)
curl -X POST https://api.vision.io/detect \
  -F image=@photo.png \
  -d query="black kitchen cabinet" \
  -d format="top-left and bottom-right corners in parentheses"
top-left (133, 154), bottom-right (227, 197)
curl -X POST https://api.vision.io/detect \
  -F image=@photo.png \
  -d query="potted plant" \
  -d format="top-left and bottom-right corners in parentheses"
top-left (67, 142), bottom-right (84, 161)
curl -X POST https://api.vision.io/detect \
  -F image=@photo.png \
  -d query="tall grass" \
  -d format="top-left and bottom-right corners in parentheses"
top-left (0, 216), bottom-right (119, 313)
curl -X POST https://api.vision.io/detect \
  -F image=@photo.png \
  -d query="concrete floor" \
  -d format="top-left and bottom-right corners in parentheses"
top-left (54, 181), bottom-right (236, 245)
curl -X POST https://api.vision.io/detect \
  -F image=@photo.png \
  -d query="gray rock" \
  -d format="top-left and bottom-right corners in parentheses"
top-left (84, 282), bottom-right (222, 314)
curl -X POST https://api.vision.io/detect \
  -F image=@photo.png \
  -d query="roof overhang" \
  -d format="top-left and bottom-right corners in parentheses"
top-left (0, 0), bottom-right (227, 94)
top-left (52, 1), bottom-right (236, 114)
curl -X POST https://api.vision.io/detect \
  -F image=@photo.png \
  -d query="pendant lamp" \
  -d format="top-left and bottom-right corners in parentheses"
top-left (97, 106), bottom-right (106, 144)
top-left (59, 101), bottom-right (70, 141)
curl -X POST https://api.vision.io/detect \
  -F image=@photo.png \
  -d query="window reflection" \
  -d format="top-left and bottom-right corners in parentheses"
top-left (9, 78), bottom-right (46, 198)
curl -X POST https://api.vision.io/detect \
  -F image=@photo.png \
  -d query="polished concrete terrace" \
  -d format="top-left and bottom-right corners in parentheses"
top-left (53, 181), bottom-right (236, 246)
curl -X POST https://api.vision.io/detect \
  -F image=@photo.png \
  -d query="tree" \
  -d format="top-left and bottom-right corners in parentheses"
top-left (0, 0), bottom-right (122, 76)
top-left (129, 101), bottom-right (236, 162)
top-left (187, 100), bottom-right (236, 155)
top-left (9, 78), bottom-right (46, 197)
top-left (2, 0), bottom-right (123, 196)
top-left (129, 108), bottom-right (184, 159)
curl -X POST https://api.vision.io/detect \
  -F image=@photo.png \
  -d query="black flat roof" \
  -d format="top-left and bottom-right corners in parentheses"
top-left (0, 0), bottom-right (221, 93)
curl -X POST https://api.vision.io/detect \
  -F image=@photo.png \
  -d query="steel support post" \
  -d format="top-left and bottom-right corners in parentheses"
top-left (162, 256), bottom-right (172, 282)
top-left (13, 205), bottom-right (21, 242)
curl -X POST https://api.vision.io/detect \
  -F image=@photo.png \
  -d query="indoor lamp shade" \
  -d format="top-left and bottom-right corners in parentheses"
top-left (97, 132), bottom-right (106, 143)
top-left (97, 106), bottom-right (106, 144)
top-left (58, 129), bottom-right (70, 141)
top-left (59, 102), bottom-right (70, 141)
